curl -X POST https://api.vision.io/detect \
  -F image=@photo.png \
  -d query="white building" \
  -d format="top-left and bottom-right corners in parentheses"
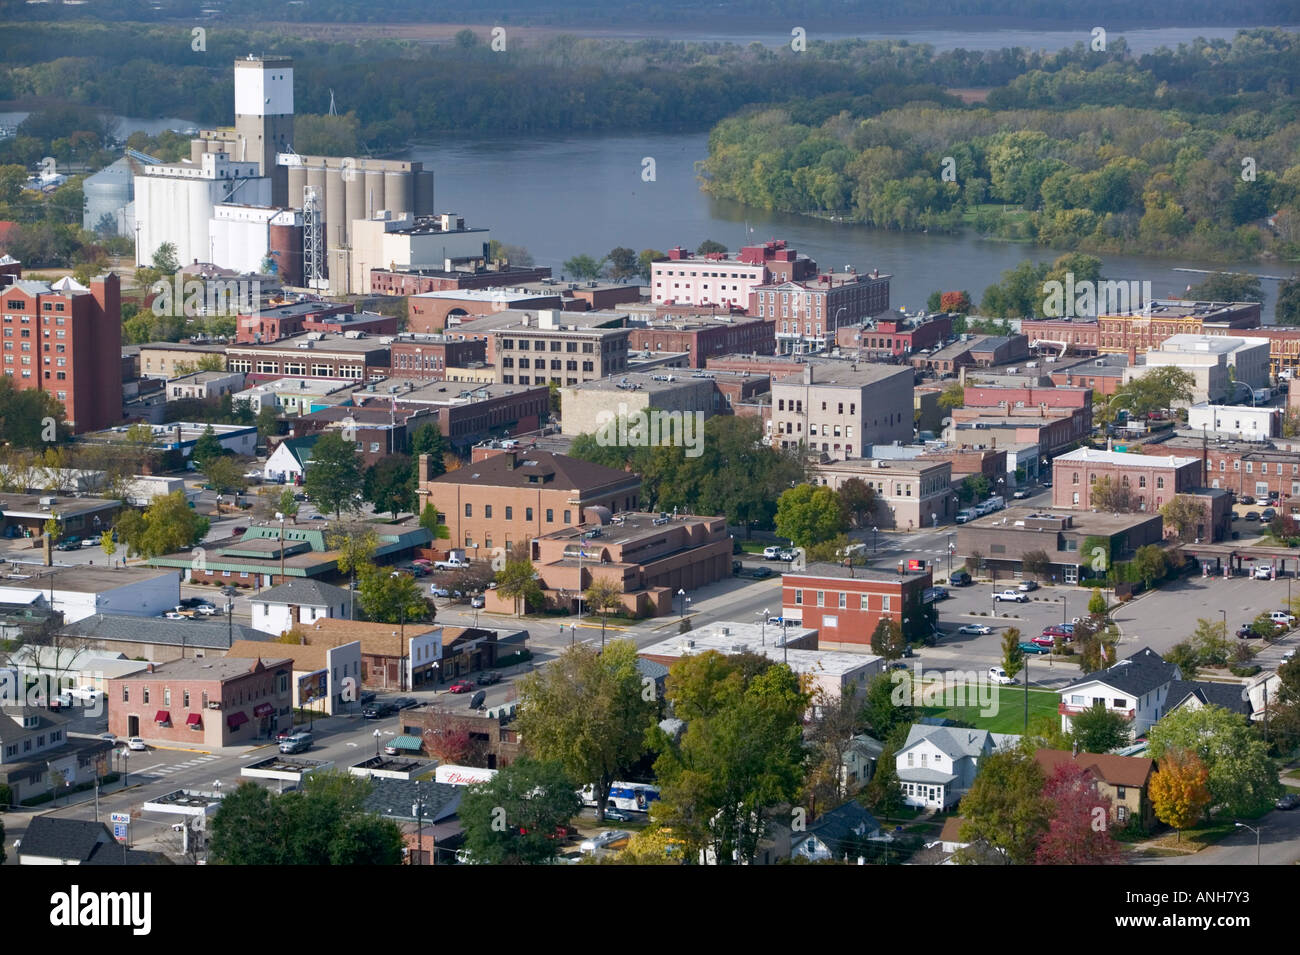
top-left (225, 637), bottom-right (362, 716)
top-left (248, 579), bottom-right (352, 636)
top-left (166, 370), bottom-right (246, 402)
top-left (234, 377), bottom-right (354, 416)
top-left (133, 151), bottom-right (270, 270)
top-left (895, 724), bottom-right (1019, 809)
top-left (1058, 647), bottom-right (1181, 736)
top-left (0, 566), bottom-right (180, 624)
top-left (1186, 402), bottom-right (1278, 440)
top-left (209, 204), bottom-right (299, 275)
top-left (347, 212), bottom-right (491, 295)
top-left (1126, 335), bottom-right (1271, 406)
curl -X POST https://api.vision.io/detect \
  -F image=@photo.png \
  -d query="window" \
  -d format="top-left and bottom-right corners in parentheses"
top-left (183, 690), bottom-right (190, 708)
top-left (1112, 698), bottom-right (1126, 708)
top-left (1138, 475), bottom-right (1146, 488)
top-left (1116, 786), bottom-right (1127, 800)
top-left (545, 509), bottom-right (553, 523)
top-left (860, 594), bottom-right (869, 610)
top-left (465, 504), bottom-right (472, 517)
top-left (564, 510), bottom-right (571, 523)
top-left (143, 688), bottom-right (150, 704)
top-left (122, 686), bottom-right (129, 702)
top-left (484, 505), bottom-right (493, 519)
top-left (1156, 476), bottom-right (1164, 488)
top-left (882, 596), bottom-right (891, 612)
top-left (505, 506), bottom-right (513, 520)
top-left (838, 592), bottom-right (846, 609)
top-left (794, 589), bottom-right (803, 605)
top-left (908, 753), bottom-right (914, 767)
top-left (525, 507), bottom-right (534, 521)
top-left (164, 689), bottom-right (171, 706)
top-left (822, 615), bottom-right (838, 628)
top-left (816, 591), bottom-right (824, 607)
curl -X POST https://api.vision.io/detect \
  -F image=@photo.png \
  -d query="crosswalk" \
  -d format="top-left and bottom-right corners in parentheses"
top-left (137, 753), bottom-right (220, 779)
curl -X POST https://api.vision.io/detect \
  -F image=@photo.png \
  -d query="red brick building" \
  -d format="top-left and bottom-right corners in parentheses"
top-left (235, 300), bottom-right (361, 344)
top-left (1143, 436), bottom-right (1300, 500)
top-left (408, 290), bottom-right (564, 334)
top-left (387, 334), bottom-right (488, 379)
top-left (107, 656), bottom-right (293, 747)
top-left (752, 269), bottom-right (891, 354)
top-left (626, 313), bottom-right (774, 368)
top-left (781, 563), bottom-right (933, 651)
top-left (369, 265), bottom-right (553, 295)
top-left (2, 272), bottom-right (121, 432)
top-left (835, 314), bottom-right (952, 359)
top-left (1052, 447), bottom-right (1201, 511)
top-left (1024, 318), bottom-right (1100, 356)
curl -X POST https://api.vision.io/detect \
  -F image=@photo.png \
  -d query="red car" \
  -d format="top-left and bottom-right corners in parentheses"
top-left (448, 681), bottom-right (476, 694)
top-left (1040, 625), bottom-right (1074, 642)
top-left (1030, 634), bottom-right (1057, 648)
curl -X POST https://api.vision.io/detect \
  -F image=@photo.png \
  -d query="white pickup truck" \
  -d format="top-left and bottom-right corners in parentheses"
top-left (434, 557), bottom-right (470, 570)
top-left (993, 589), bottom-right (1028, 603)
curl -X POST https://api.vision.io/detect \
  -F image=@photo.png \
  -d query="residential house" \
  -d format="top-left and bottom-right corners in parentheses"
top-left (1033, 748), bottom-right (1157, 832)
top-left (248, 579), bottom-right (352, 636)
top-left (895, 724), bottom-right (1018, 809)
top-left (16, 817), bottom-right (172, 865)
top-left (1058, 647), bottom-right (1181, 736)
top-left (791, 801), bottom-right (882, 862)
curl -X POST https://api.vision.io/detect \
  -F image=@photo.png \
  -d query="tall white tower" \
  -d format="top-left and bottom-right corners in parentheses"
top-left (234, 55), bottom-right (294, 204)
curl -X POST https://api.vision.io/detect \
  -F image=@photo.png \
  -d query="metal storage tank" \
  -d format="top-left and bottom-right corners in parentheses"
top-left (287, 164), bottom-right (308, 208)
top-left (306, 165), bottom-right (327, 209)
top-left (325, 166), bottom-right (346, 248)
top-left (82, 158), bottom-right (134, 235)
top-left (345, 166), bottom-right (366, 241)
top-left (385, 170), bottom-right (413, 218)
top-left (415, 170), bottom-right (434, 217)
top-left (364, 169), bottom-right (386, 218)
top-left (268, 217), bottom-right (303, 288)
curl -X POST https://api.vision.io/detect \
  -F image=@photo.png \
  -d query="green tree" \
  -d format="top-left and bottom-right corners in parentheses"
top-left (1021, 550), bottom-right (1050, 580)
top-left (1001, 627), bottom-right (1025, 681)
top-left (775, 483), bottom-right (848, 548)
top-left (303, 431), bottom-right (362, 519)
top-left (1071, 703), bottom-right (1132, 753)
top-left (409, 422), bottom-right (446, 479)
top-left (1149, 749), bottom-right (1213, 839)
top-left (926, 290), bottom-right (942, 312)
top-left (648, 651), bottom-right (807, 865)
top-left (1276, 277), bottom-right (1300, 327)
top-left (1190, 617), bottom-right (1232, 666)
top-left (1160, 495), bottom-right (1204, 543)
top-left (460, 758), bottom-right (583, 865)
top-left (695, 239), bottom-right (727, 255)
top-left (863, 672), bottom-right (913, 742)
top-left (326, 523), bottom-right (378, 619)
top-left (957, 749), bottom-right (1050, 865)
top-left (357, 565), bottom-right (433, 625)
top-left (870, 616), bottom-right (906, 661)
top-left (1165, 640), bottom-right (1200, 679)
top-left (862, 744), bottom-right (903, 816)
top-left (1147, 705), bottom-right (1281, 818)
top-left (1074, 620), bottom-right (1119, 672)
top-left (256, 405), bottom-right (281, 442)
top-left (496, 554), bottom-right (542, 616)
top-left (1089, 475), bottom-right (1135, 513)
top-left (563, 253), bottom-right (607, 280)
top-left (636, 249), bottom-right (665, 282)
top-left (583, 577), bottom-right (624, 649)
top-left (419, 501), bottom-right (448, 539)
top-left (487, 241), bottom-right (533, 267)
top-left (276, 488), bottom-right (299, 521)
top-left (99, 530), bottom-right (116, 561)
top-left (937, 382), bottom-right (965, 411)
top-left (515, 640), bottom-right (656, 822)
top-left (1132, 544), bottom-right (1166, 589)
top-left (114, 490), bottom-right (209, 558)
top-left (1087, 590), bottom-right (1108, 618)
top-left (362, 454), bottom-right (415, 519)
top-left (204, 455), bottom-right (246, 497)
top-left (189, 425), bottom-right (223, 473)
top-left (1185, 271), bottom-right (1264, 303)
top-left (837, 477), bottom-right (876, 529)
top-left (606, 246), bottom-right (639, 281)
top-left (0, 377), bottom-right (68, 448)
top-left (453, 27), bottom-right (478, 48)
top-left (151, 240), bottom-right (179, 275)
top-left (1269, 656), bottom-right (1300, 752)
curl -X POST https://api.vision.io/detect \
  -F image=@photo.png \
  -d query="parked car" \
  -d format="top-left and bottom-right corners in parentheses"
top-left (470, 595), bottom-right (485, 609)
top-left (1017, 580), bottom-right (1039, 592)
top-left (579, 829), bottom-right (632, 853)
top-left (477, 671), bottom-right (502, 685)
top-left (1018, 642), bottom-right (1052, 655)
top-left (958, 624), bottom-right (993, 635)
top-left (1236, 625), bottom-right (1256, 639)
top-left (1269, 611), bottom-right (1296, 627)
top-left (1245, 511), bottom-right (1261, 522)
top-left (1254, 565), bottom-right (1274, 580)
top-left (48, 690), bottom-right (75, 709)
top-left (162, 611), bottom-right (189, 620)
top-left (949, 571), bottom-right (972, 586)
top-left (925, 586), bottom-right (950, 601)
top-left (767, 615), bottom-right (785, 626)
top-left (1029, 634), bottom-right (1058, 648)
top-left (1012, 489), bottom-right (1030, 499)
top-left (393, 697), bottom-right (419, 710)
top-left (1262, 507), bottom-right (1277, 521)
top-left (993, 590), bottom-right (1028, 603)
top-left (80, 537), bottom-right (99, 548)
top-left (358, 690), bottom-right (377, 706)
top-left (434, 557), bottom-right (470, 570)
top-left (127, 737), bottom-right (147, 751)
top-left (988, 666), bottom-right (1013, 685)
top-left (430, 585), bottom-right (450, 597)
top-left (762, 546), bottom-right (783, 560)
top-left (602, 808), bottom-right (633, 822)
top-left (279, 732), bottom-right (313, 755)
top-left (778, 548), bottom-right (799, 562)
top-left (448, 681), bottom-right (476, 694)
top-left (748, 566), bottom-right (774, 579)
top-left (1239, 494), bottom-right (1256, 505)
top-left (69, 686), bottom-right (100, 703)
top-left (1041, 625), bottom-right (1074, 641)
top-left (55, 537), bottom-right (82, 551)
top-left (194, 604), bottom-right (221, 615)
top-left (1277, 793), bottom-right (1300, 811)
top-left (1041, 480), bottom-right (1052, 488)
top-left (361, 702), bottom-right (397, 719)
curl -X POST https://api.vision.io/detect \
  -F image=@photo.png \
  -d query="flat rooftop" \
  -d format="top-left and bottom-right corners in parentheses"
top-left (229, 333), bottom-right (390, 354)
top-left (121, 656), bottom-right (293, 681)
top-left (448, 309), bottom-right (629, 334)
top-left (1054, 447), bottom-right (1199, 468)
top-left (540, 512), bottom-right (721, 548)
top-left (0, 564), bottom-right (173, 593)
top-left (237, 377), bottom-right (354, 395)
top-left (236, 302), bottom-right (351, 320)
top-left (788, 561), bottom-right (932, 584)
top-left (771, 363), bottom-right (911, 388)
top-left (564, 373), bottom-right (708, 395)
top-left (640, 623), bottom-right (880, 676)
top-left (0, 493), bottom-right (121, 519)
top-left (1104, 299), bottom-right (1259, 320)
top-left (964, 507), bottom-right (1158, 534)
top-left (411, 288), bottom-right (557, 303)
top-left (143, 789), bottom-right (225, 809)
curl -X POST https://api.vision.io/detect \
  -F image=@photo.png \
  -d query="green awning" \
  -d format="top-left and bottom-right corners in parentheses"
top-left (387, 735), bottom-right (423, 752)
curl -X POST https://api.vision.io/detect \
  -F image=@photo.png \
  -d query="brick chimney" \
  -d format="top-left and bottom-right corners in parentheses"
top-left (504, 451), bottom-right (518, 470)
top-left (417, 453), bottom-right (431, 484)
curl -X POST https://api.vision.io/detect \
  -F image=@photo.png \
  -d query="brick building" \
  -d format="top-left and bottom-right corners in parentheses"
top-left (408, 289), bottom-right (564, 334)
top-left (781, 563), bottom-right (934, 651)
top-left (1050, 354), bottom-right (1129, 396)
top-left (367, 379), bottom-right (549, 449)
top-left (652, 240), bottom-right (817, 309)
top-left (626, 311), bottom-right (774, 368)
top-left (911, 339), bottom-right (977, 374)
top-left (368, 264), bottom-right (552, 296)
top-left (752, 268), bottom-right (892, 354)
top-left (810, 457), bottom-right (956, 530)
top-left (1052, 447), bottom-right (1201, 511)
top-left (289, 404), bottom-right (434, 468)
top-left (234, 300), bottom-right (355, 343)
top-left (1097, 300), bottom-right (1260, 355)
top-left (2, 273), bottom-right (121, 432)
top-left (835, 313), bottom-right (952, 360)
top-left (225, 332), bottom-right (390, 381)
top-left (948, 406), bottom-right (1090, 457)
top-left (488, 311), bottom-right (631, 387)
top-left (106, 656), bottom-right (294, 746)
top-left (418, 449), bottom-right (642, 560)
top-left (963, 384), bottom-right (1092, 419)
top-left (1142, 435), bottom-right (1300, 500)
top-left (384, 333), bottom-right (487, 379)
top-left (1024, 318), bottom-right (1100, 356)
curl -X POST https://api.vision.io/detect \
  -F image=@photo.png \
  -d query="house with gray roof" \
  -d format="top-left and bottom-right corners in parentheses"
top-left (1165, 679), bottom-right (1253, 718)
top-left (792, 801), bottom-right (882, 862)
top-left (249, 578), bottom-right (351, 636)
top-left (1, 704), bottom-right (113, 804)
top-left (896, 724), bottom-right (1019, 810)
top-left (1059, 647), bottom-right (1182, 736)
top-left (17, 817), bottom-right (172, 865)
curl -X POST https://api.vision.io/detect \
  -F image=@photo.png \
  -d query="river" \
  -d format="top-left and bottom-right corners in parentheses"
top-left (408, 131), bottom-right (1282, 320)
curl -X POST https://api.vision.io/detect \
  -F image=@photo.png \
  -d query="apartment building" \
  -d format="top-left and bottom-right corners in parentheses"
top-left (752, 268), bottom-right (892, 355)
top-left (1052, 447), bottom-right (1201, 511)
top-left (225, 332), bottom-right (391, 381)
top-left (781, 563), bottom-right (934, 652)
top-left (771, 363), bottom-right (913, 461)
top-left (489, 310), bottom-right (631, 387)
top-left (810, 457), bottom-right (956, 530)
top-left (417, 449), bottom-right (643, 560)
top-left (2, 273), bottom-right (122, 432)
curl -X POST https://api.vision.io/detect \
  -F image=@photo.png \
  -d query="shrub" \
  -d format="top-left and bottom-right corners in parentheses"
top-left (1229, 664), bottom-right (1262, 677)
top-left (0, 782), bottom-right (11, 809)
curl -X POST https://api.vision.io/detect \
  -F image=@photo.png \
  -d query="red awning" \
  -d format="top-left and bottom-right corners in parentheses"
top-left (253, 703), bottom-right (274, 718)
top-left (154, 710), bottom-right (171, 724)
top-left (186, 713), bottom-right (202, 726)
top-left (227, 711), bottom-right (249, 729)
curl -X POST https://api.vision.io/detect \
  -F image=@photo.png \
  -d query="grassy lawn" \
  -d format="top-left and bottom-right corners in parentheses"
top-left (1146, 822), bottom-right (1237, 852)
top-left (737, 541), bottom-right (772, 555)
top-left (916, 683), bottom-right (1058, 733)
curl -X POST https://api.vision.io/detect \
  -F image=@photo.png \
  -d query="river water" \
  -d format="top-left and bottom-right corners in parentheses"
top-left (408, 131), bottom-right (1281, 320)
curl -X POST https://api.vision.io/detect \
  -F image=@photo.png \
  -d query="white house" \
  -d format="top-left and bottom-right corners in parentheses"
top-left (896, 724), bottom-right (1019, 809)
top-left (1058, 646), bottom-right (1181, 736)
top-left (262, 434), bottom-right (320, 484)
top-left (225, 637), bottom-right (362, 716)
top-left (791, 802), bottom-right (883, 863)
top-left (249, 579), bottom-right (351, 636)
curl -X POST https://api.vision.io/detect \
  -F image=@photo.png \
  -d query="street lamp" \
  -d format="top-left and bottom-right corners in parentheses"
top-left (118, 747), bottom-right (129, 787)
top-left (757, 609), bottom-right (769, 647)
top-left (677, 588), bottom-right (686, 621)
top-left (947, 534), bottom-right (955, 578)
top-left (1220, 608), bottom-right (1227, 641)
top-left (223, 585), bottom-right (238, 648)
top-left (373, 728), bottom-right (382, 757)
top-left (872, 526), bottom-right (879, 554)
top-left (412, 781), bottom-right (428, 866)
top-left (1234, 822), bottom-right (1261, 865)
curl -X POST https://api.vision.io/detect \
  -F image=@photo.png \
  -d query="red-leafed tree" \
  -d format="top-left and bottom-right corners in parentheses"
top-left (940, 291), bottom-right (972, 314)
top-left (1034, 762), bottom-right (1122, 865)
top-left (421, 709), bottom-right (488, 765)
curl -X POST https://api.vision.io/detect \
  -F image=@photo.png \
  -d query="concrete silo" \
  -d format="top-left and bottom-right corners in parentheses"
top-left (287, 164), bottom-right (308, 209)
top-left (325, 163), bottom-right (347, 248)
top-left (384, 169), bottom-right (413, 219)
top-left (364, 168), bottom-right (386, 219)
top-left (415, 170), bottom-right (435, 217)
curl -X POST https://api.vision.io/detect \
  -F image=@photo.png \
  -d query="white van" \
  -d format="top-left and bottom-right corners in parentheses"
top-left (279, 732), bottom-right (313, 754)
top-left (955, 509), bottom-right (976, 524)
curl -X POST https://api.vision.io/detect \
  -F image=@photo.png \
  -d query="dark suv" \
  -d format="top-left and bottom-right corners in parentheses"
top-left (949, 571), bottom-right (972, 586)
top-left (362, 702), bottom-right (398, 719)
